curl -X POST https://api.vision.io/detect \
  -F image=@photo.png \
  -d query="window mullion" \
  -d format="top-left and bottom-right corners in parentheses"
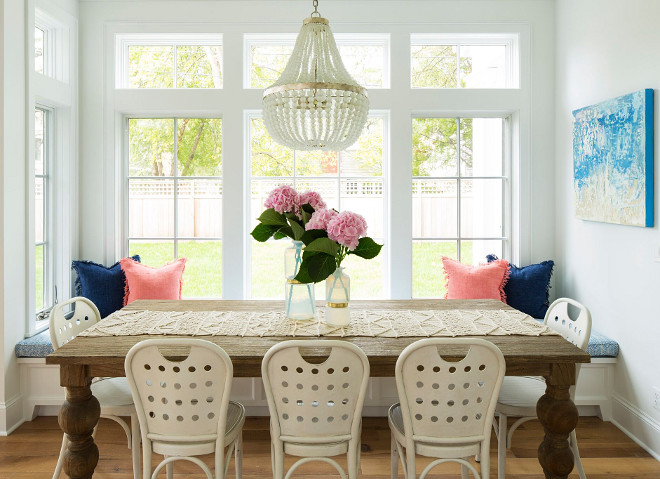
top-left (173, 117), bottom-right (179, 259)
top-left (456, 117), bottom-right (462, 262)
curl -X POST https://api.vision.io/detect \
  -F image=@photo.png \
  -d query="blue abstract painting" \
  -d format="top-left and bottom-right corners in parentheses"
top-left (573, 89), bottom-right (654, 227)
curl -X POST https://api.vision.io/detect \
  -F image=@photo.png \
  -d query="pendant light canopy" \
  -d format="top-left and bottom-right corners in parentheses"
top-left (263, 0), bottom-right (369, 151)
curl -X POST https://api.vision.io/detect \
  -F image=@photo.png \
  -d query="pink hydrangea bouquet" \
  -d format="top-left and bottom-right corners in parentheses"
top-left (251, 185), bottom-right (382, 283)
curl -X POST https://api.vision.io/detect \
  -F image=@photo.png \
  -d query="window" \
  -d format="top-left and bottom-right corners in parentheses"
top-left (245, 34), bottom-right (390, 89)
top-left (412, 117), bottom-right (509, 297)
top-left (34, 26), bottom-right (45, 74)
top-left (126, 118), bottom-right (223, 297)
top-left (117, 35), bottom-right (223, 88)
top-left (411, 34), bottom-right (518, 88)
top-left (34, 107), bottom-right (51, 319)
top-left (248, 112), bottom-right (387, 299)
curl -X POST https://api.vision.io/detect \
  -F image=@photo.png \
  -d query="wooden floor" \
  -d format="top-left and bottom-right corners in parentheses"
top-left (0, 416), bottom-right (658, 479)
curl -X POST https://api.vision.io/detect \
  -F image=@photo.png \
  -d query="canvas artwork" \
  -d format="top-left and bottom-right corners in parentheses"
top-left (573, 89), bottom-right (654, 227)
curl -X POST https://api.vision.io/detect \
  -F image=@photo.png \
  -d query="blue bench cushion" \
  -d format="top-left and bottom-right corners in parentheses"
top-left (15, 326), bottom-right (620, 359)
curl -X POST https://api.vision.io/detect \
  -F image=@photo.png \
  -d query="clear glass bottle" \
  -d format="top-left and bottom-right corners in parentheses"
top-left (325, 267), bottom-right (350, 326)
top-left (284, 240), bottom-right (315, 320)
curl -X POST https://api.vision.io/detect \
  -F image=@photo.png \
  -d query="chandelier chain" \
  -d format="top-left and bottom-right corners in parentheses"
top-left (311, 0), bottom-right (321, 17)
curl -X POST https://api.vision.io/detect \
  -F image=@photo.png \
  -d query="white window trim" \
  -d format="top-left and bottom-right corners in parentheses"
top-left (243, 110), bottom-right (390, 299)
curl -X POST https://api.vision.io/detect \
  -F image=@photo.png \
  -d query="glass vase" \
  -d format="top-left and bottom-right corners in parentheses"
top-left (325, 267), bottom-right (350, 326)
top-left (284, 240), bottom-right (315, 320)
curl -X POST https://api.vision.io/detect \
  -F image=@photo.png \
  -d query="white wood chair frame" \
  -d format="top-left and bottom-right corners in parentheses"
top-left (125, 338), bottom-right (245, 479)
top-left (390, 338), bottom-right (506, 479)
top-left (495, 297), bottom-right (592, 479)
top-left (50, 296), bottom-right (140, 479)
top-left (262, 340), bottom-right (370, 479)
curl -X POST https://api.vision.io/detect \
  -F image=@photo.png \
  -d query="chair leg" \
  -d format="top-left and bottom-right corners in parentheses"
top-left (130, 413), bottom-right (141, 479)
top-left (570, 430), bottom-right (587, 479)
top-left (272, 442), bottom-right (285, 479)
top-left (461, 463), bottom-right (469, 479)
top-left (391, 434), bottom-right (399, 479)
top-left (166, 458), bottom-right (173, 479)
top-left (52, 434), bottom-right (67, 479)
top-left (234, 432), bottom-right (243, 479)
top-left (347, 439), bottom-right (360, 479)
top-left (480, 439), bottom-right (490, 479)
top-left (405, 448), bottom-right (416, 479)
top-left (497, 414), bottom-right (507, 479)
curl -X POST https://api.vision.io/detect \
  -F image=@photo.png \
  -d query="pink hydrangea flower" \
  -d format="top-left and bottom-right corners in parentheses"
top-left (264, 185), bottom-right (298, 214)
top-left (305, 208), bottom-right (338, 231)
top-left (296, 190), bottom-right (326, 215)
top-left (326, 211), bottom-right (368, 251)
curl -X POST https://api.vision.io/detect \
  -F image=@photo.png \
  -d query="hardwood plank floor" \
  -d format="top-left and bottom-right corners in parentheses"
top-left (1, 416), bottom-right (658, 478)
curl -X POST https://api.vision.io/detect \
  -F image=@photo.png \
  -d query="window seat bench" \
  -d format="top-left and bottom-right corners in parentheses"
top-left (15, 328), bottom-right (618, 421)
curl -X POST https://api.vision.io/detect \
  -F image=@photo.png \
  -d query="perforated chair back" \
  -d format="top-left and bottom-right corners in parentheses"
top-left (395, 338), bottom-right (505, 444)
top-left (262, 340), bottom-right (370, 442)
top-left (49, 297), bottom-right (100, 350)
top-left (125, 338), bottom-right (233, 442)
top-left (544, 298), bottom-right (592, 351)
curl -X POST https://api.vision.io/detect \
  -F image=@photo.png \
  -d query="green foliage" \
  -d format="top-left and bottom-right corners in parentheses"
top-left (412, 118), bottom-right (473, 177)
top-left (349, 237), bottom-right (382, 260)
top-left (411, 45), bottom-right (472, 88)
top-left (303, 238), bottom-right (339, 257)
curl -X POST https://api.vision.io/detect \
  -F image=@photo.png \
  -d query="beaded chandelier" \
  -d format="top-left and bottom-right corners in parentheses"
top-left (263, 0), bottom-right (369, 151)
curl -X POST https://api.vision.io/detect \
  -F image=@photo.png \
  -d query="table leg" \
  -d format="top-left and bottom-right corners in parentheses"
top-left (537, 363), bottom-right (579, 479)
top-left (58, 365), bottom-right (100, 479)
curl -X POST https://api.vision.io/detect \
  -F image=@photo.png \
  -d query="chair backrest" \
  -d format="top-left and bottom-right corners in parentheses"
top-left (544, 298), bottom-right (592, 351)
top-left (49, 297), bottom-right (101, 350)
top-left (125, 338), bottom-right (233, 443)
top-left (262, 340), bottom-right (370, 442)
top-left (395, 338), bottom-right (505, 444)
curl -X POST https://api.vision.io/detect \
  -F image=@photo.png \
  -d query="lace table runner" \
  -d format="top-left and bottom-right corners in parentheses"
top-left (79, 309), bottom-right (557, 338)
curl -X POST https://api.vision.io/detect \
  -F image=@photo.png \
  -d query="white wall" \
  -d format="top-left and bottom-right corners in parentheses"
top-left (555, 0), bottom-right (660, 458)
top-left (78, 0), bottom-right (556, 299)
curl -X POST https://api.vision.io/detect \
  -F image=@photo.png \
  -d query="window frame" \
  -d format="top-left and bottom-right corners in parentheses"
top-left (115, 33), bottom-right (224, 89)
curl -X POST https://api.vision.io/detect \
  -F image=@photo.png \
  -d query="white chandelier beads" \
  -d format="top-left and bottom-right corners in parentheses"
top-left (262, 11), bottom-right (369, 151)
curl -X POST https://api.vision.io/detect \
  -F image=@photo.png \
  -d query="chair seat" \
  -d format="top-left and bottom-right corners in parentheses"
top-left (91, 377), bottom-right (134, 408)
top-left (496, 376), bottom-right (546, 416)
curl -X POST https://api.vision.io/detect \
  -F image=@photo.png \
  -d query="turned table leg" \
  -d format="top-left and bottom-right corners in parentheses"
top-left (58, 365), bottom-right (100, 479)
top-left (537, 363), bottom-right (579, 479)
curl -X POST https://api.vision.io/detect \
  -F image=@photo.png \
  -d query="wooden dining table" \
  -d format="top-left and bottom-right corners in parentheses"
top-left (46, 299), bottom-right (590, 479)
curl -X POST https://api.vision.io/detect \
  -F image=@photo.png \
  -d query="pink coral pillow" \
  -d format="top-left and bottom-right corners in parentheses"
top-left (120, 257), bottom-right (186, 305)
top-left (441, 256), bottom-right (509, 302)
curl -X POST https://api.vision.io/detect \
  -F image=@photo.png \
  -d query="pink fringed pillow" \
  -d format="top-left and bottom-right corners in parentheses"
top-left (441, 256), bottom-right (509, 302)
top-left (120, 257), bottom-right (186, 305)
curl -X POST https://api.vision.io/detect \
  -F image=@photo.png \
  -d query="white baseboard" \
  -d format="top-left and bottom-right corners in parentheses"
top-left (0, 394), bottom-right (25, 436)
top-left (611, 393), bottom-right (660, 461)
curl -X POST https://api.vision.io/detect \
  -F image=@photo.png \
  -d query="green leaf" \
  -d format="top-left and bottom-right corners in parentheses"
top-left (258, 208), bottom-right (287, 226)
top-left (293, 260), bottom-right (314, 284)
top-left (289, 218), bottom-right (305, 241)
top-left (306, 253), bottom-right (337, 282)
top-left (301, 203), bottom-right (315, 214)
top-left (348, 237), bottom-right (383, 259)
top-left (251, 223), bottom-right (279, 242)
top-left (301, 208), bottom-right (313, 224)
top-left (275, 226), bottom-right (294, 239)
top-left (304, 238), bottom-right (339, 257)
top-left (301, 229), bottom-right (327, 246)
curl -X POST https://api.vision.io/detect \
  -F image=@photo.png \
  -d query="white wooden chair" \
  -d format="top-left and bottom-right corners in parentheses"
top-left (495, 298), bottom-right (592, 479)
top-left (125, 338), bottom-right (245, 479)
top-left (389, 338), bottom-right (506, 479)
top-left (261, 340), bottom-right (370, 479)
top-left (50, 296), bottom-right (141, 479)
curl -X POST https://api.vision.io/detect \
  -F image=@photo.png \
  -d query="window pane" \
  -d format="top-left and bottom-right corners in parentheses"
top-left (460, 179), bottom-right (503, 238)
top-left (342, 248), bottom-right (384, 298)
top-left (129, 240), bottom-right (174, 267)
top-left (411, 45), bottom-right (457, 88)
top-left (296, 151), bottom-right (337, 177)
top-left (176, 45), bottom-right (222, 88)
top-left (338, 44), bottom-right (385, 88)
top-left (177, 179), bottom-right (222, 238)
top-left (412, 179), bottom-right (458, 238)
top-left (129, 179), bottom-right (174, 238)
top-left (178, 240), bottom-right (222, 298)
top-left (460, 240), bottom-right (503, 266)
top-left (35, 244), bottom-right (44, 311)
top-left (460, 45), bottom-right (506, 88)
top-left (128, 45), bottom-right (174, 88)
top-left (35, 178), bottom-right (44, 243)
top-left (249, 43), bottom-right (294, 88)
top-left (413, 118), bottom-right (458, 177)
top-left (461, 118), bottom-right (503, 177)
top-left (295, 179), bottom-right (339, 211)
top-left (176, 118), bottom-right (222, 176)
top-left (250, 179), bottom-right (294, 230)
top-left (129, 119), bottom-right (175, 177)
top-left (251, 118), bottom-right (293, 176)
top-left (35, 27), bottom-right (44, 74)
top-left (35, 110), bottom-right (45, 175)
top-left (341, 179), bottom-right (384, 239)
top-left (412, 240), bottom-right (457, 298)
top-left (251, 241), bottom-right (287, 299)
top-left (341, 117), bottom-right (383, 177)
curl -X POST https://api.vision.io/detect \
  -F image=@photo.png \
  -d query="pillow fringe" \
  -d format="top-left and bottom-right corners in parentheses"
top-left (499, 260), bottom-right (510, 303)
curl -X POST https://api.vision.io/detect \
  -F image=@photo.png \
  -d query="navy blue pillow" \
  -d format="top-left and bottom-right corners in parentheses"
top-left (71, 256), bottom-right (140, 318)
top-left (486, 254), bottom-right (554, 318)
